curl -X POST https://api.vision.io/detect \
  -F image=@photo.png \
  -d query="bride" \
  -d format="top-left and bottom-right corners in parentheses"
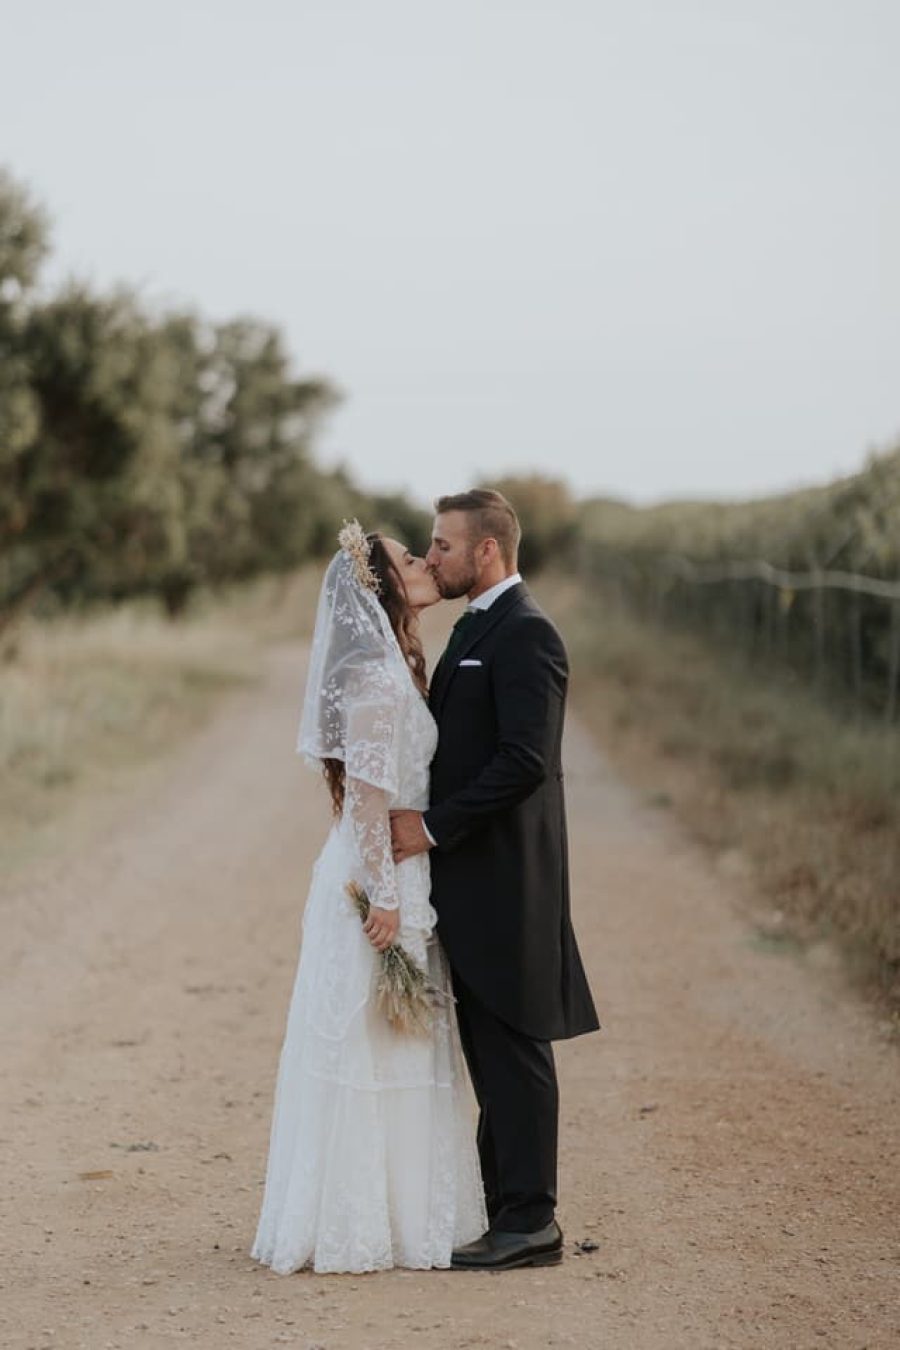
top-left (250, 521), bottom-right (488, 1274)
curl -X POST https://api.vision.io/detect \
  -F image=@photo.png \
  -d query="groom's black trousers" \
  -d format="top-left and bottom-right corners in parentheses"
top-left (449, 964), bottom-right (559, 1234)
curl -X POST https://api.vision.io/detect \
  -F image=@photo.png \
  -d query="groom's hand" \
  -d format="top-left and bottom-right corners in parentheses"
top-left (390, 810), bottom-right (433, 862)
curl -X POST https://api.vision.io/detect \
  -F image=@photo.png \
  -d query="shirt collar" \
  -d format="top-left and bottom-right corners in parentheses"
top-left (467, 573), bottom-right (523, 611)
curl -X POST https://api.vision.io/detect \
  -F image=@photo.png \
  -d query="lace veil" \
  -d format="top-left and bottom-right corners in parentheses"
top-left (297, 541), bottom-right (409, 909)
top-left (297, 546), bottom-right (408, 790)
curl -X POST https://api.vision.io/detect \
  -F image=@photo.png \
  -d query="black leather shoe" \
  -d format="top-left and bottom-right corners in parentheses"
top-left (450, 1219), bottom-right (563, 1270)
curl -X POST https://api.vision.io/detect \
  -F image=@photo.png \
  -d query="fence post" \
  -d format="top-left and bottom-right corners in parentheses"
top-left (886, 600), bottom-right (900, 727)
top-left (850, 589), bottom-right (864, 719)
top-left (776, 584), bottom-right (791, 666)
top-left (812, 573), bottom-right (826, 692)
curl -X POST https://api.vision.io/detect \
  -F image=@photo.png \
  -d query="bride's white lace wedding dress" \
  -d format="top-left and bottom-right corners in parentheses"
top-left (250, 547), bottom-right (487, 1275)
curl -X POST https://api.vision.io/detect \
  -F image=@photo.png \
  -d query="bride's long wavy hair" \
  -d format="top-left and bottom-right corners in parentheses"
top-left (322, 533), bottom-right (428, 816)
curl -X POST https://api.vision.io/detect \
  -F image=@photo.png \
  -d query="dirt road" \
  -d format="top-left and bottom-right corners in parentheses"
top-left (2, 638), bottom-right (898, 1350)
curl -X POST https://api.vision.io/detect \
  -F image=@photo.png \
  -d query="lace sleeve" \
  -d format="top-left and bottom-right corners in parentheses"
top-left (343, 691), bottom-right (401, 911)
top-left (344, 776), bottom-right (398, 911)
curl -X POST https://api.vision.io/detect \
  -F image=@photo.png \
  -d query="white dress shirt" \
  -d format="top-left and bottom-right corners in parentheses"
top-left (466, 572), bottom-right (523, 611)
top-left (420, 572), bottom-right (523, 847)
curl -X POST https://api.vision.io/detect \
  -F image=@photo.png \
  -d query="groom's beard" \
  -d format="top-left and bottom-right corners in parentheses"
top-left (433, 557), bottom-right (478, 600)
top-left (434, 570), bottom-right (477, 600)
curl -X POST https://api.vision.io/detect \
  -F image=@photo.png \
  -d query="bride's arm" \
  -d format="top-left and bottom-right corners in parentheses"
top-left (344, 774), bottom-right (399, 913)
top-left (343, 692), bottom-right (401, 951)
top-left (345, 774), bottom-right (401, 953)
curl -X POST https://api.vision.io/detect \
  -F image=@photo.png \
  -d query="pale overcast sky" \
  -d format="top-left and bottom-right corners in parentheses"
top-left (3, 0), bottom-right (898, 506)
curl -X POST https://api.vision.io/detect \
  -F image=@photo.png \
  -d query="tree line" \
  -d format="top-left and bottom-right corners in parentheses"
top-left (8, 155), bottom-right (895, 722)
top-left (0, 168), bottom-right (429, 631)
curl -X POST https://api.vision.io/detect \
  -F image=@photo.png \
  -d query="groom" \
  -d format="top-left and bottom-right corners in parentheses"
top-left (390, 488), bottom-right (600, 1271)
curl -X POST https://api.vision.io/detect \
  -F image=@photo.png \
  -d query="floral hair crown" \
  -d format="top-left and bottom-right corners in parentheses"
top-left (337, 518), bottom-right (381, 594)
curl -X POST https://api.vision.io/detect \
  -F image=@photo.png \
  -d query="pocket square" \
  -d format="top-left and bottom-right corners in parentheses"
top-left (458, 658), bottom-right (483, 667)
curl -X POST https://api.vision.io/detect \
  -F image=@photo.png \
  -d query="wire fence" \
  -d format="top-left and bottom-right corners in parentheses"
top-left (580, 545), bottom-right (900, 725)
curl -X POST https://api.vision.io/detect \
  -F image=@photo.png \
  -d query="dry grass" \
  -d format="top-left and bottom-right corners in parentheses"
top-left (536, 573), bottom-right (900, 1017)
top-left (0, 568), bottom-right (323, 875)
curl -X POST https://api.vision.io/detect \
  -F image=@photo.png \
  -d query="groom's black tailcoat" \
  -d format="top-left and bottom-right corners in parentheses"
top-left (424, 582), bottom-right (600, 1043)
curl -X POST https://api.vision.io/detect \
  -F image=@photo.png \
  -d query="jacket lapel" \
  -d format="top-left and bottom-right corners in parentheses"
top-left (430, 582), bottom-right (528, 719)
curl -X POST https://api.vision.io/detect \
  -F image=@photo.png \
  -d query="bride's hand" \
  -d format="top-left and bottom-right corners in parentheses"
top-left (363, 905), bottom-right (400, 953)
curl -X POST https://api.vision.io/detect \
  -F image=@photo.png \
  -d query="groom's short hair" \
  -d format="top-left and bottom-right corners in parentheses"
top-left (434, 488), bottom-right (521, 567)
